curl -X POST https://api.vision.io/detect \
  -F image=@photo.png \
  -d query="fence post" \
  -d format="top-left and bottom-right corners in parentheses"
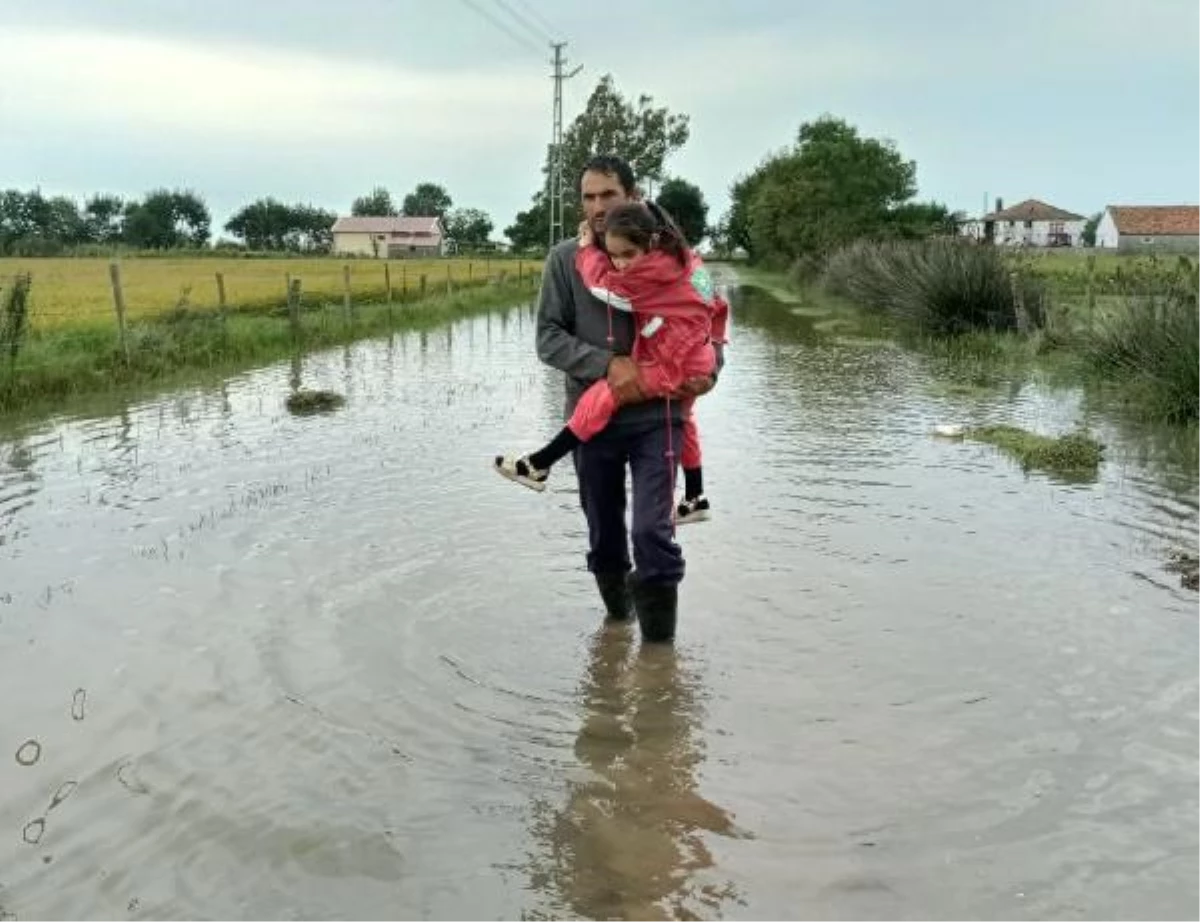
top-left (518, 261), bottom-right (524, 285)
top-left (216, 272), bottom-right (227, 312)
top-left (288, 278), bottom-right (302, 342)
top-left (384, 262), bottom-right (393, 323)
top-left (420, 274), bottom-right (427, 299)
top-left (342, 264), bottom-right (353, 324)
top-left (468, 262), bottom-right (473, 284)
top-left (108, 261), bottom-right (129, 363)
top-left (445, 262), bottom-right (452, 295)
top-left (401, 263), bottom-right (408, 303)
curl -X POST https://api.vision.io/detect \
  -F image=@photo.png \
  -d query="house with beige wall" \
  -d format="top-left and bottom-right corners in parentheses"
top-left (331, 216), bottom-right (446, 258)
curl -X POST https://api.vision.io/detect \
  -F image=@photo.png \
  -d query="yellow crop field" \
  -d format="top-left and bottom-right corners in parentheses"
top-left (0, 256), bottom-right (541, 330)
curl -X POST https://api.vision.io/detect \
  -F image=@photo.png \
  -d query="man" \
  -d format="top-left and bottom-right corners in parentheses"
top-left (535, 154), bottom-right (722, 643)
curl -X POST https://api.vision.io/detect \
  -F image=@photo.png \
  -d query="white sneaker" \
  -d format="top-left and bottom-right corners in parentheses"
top-left (493, 454), bottom-right (548, 492)
top-left (676, 495), bottom-right (711, 524)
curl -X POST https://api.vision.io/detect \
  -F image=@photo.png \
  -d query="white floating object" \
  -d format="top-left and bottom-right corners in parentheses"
top-left (933, 424), bottom-right (965, 439)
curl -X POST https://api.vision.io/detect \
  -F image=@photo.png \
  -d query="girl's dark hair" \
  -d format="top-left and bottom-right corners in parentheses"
top-left (604, 200), bottom-right (689, 266)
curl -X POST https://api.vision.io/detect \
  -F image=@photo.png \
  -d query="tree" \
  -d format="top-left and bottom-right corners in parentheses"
top-left (656, 177), bottom-right (708, 246)
top-left (224, 198), bottom-right (337, 252)
top-left (351, 186), bottom-right (397, 217)
top-left (122, 188), bottom-right (210, 248)
top-left (883, 201), bottom-right (956, 239)
top-left (83, 194), bottom-right (126, 244)
top-left (724, 115), bottom-right (919, 263)
top-left (1082, 211), bottom-right (1102, 247)
top-left (445, 207), bottom-right (493, 248)
top-left (403, 183), bottom-right (452, 219)
top-left (506, 74), bottom-right (691, 250)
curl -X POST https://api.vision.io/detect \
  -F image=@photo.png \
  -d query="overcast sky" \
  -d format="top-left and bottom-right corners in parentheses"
top-left (2, 0), bottom-right (1196, 240)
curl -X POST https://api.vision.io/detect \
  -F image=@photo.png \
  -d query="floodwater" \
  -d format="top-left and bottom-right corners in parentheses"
top-left (0, 281), bottom-right (1196, 921)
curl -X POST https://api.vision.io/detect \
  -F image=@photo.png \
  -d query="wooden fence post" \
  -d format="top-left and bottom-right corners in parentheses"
top-left (420, 274), bottom-right (427, 298)
top-left (384, 262), bottom-right (393, 323)
top-left (215, 272), bottom-right (227, 312)
top-left (288, 278), bottom-right (302, 341)
top-left (342, 264), bottom-right (353, 324)
top-left (445, 262), bottom-right (452, 295)
top-left (108, 261), bottom-right (129, 363)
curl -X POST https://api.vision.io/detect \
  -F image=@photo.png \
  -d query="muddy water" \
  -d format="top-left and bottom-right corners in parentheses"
top-left (0, 284), bottom-right (1195, 921)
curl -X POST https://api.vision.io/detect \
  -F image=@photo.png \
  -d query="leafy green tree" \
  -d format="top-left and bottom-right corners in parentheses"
top-left (402, 183), bottom-right (452, 219)
top-left (724, 115), bottom-right (921, 263)
top-left (445, 207), bottom-right (493, 248)
top-left (506, 74), bottom-right (690, 249)
top-left (656, 177), bottom-right (708, 246)
top-left (122, 188), bottom-right (210, 248)
top-left (225, 198), bottom-right (337, 252)
top-left (351, 186), bottom-right (398, 217)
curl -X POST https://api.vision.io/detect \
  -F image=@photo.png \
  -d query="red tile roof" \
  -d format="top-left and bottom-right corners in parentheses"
top-left (1108, 206), bottom-right (1199, 237)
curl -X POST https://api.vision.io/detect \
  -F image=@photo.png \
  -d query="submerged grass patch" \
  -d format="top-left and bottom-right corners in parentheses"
top-left (285, 389), bottom-right (346, 415)
top-left (965, 424), bottom-right (1105, 480)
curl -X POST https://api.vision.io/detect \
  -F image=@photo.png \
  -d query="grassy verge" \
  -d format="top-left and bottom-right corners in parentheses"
top-left (729, 244), bottom-right (1197, 424)
top-left (0, 276), bottom-right (538, 417)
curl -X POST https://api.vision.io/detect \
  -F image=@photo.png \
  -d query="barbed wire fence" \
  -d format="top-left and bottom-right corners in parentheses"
top-left (1, 257), bottom-right (542, 393)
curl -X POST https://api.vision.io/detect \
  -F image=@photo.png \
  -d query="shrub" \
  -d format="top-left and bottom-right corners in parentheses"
top-left (1079, 278), bottom-right (1199, 423)
top-left (822, 239), bottom-right (1047, 335)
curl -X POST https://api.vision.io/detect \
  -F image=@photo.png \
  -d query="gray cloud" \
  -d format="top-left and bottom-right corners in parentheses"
top-left (1, 0), bottom-right (1195, 238)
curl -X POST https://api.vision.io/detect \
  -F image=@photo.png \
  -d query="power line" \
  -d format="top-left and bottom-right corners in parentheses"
top-left (493, 0), bottom-right (556, 43)
top-left (456, 0), bottom-right (543, 55)
top-left (506, 0), bottom-right (560, 41)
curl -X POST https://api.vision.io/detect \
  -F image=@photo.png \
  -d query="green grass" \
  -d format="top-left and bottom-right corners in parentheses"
top-left (0, 276), bottom-right (539, 416)
top-left (965, 424), bottom-right (1106, 480)
top-left (821, 238), bottom-right (1048, 335)
top-left (738, 245), bottom-right (1199, 425)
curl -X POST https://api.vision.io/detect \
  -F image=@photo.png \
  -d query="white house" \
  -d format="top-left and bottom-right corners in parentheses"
top-left (961, 198), bottom-right (1086, 247)
top-left (1094, 205), bottom-right (1200, 253)
top-left (331, 216), bottom-right (446, 258)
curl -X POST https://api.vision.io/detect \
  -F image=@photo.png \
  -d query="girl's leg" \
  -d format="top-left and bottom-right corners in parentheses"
top-left (677, 399), bottom-right (711, 524)
top-left (494, 379), bottom-right (620, 492)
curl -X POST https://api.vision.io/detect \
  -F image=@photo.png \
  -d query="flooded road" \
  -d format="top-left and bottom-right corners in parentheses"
top-left (0, 283), bottom-right (1196, 920)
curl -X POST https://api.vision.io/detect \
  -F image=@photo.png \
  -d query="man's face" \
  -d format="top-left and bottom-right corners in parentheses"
top-left (580, 169), bottom-right (634, 240)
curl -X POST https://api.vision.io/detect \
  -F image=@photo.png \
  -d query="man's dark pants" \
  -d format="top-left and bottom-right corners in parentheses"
top-left (572, 418), bottom-right (685, 586)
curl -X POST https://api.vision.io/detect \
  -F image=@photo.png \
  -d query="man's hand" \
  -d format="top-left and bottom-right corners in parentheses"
top-left (607, 355), bottom-right (644, 405)
top-left (671, 375), bottom-right (716, 400)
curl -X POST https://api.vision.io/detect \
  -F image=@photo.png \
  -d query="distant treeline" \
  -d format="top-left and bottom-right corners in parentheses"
top-left (0, 181), bottom-right (500, 257)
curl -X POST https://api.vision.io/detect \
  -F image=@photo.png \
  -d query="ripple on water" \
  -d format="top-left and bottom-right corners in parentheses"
top-left (0, 297), bottom-right (1195, 920)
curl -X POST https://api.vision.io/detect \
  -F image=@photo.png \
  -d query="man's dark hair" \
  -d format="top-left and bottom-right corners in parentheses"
top-left (579, 155), bottom-right (636, 195)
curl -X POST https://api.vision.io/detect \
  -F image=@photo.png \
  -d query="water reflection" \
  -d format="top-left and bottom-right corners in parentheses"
top-left (524, 625), bottom-right (748, 920)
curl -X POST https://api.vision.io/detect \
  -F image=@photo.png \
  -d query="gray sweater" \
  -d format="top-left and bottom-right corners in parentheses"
top-left (534, 239), bottom-right (724, 430)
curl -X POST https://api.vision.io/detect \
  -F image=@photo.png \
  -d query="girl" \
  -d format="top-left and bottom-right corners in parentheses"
top-left (494, 201), bottom-right (728, 525)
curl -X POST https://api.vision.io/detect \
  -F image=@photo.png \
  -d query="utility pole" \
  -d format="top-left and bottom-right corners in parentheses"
top-left (548, 41), bottom-right (582, 249)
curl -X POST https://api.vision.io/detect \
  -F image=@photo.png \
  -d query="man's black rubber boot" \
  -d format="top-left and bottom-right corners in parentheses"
top-left (594, 571), bottom-right (632, 621)
top-left (628, 572), bottom-right (678, 643)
